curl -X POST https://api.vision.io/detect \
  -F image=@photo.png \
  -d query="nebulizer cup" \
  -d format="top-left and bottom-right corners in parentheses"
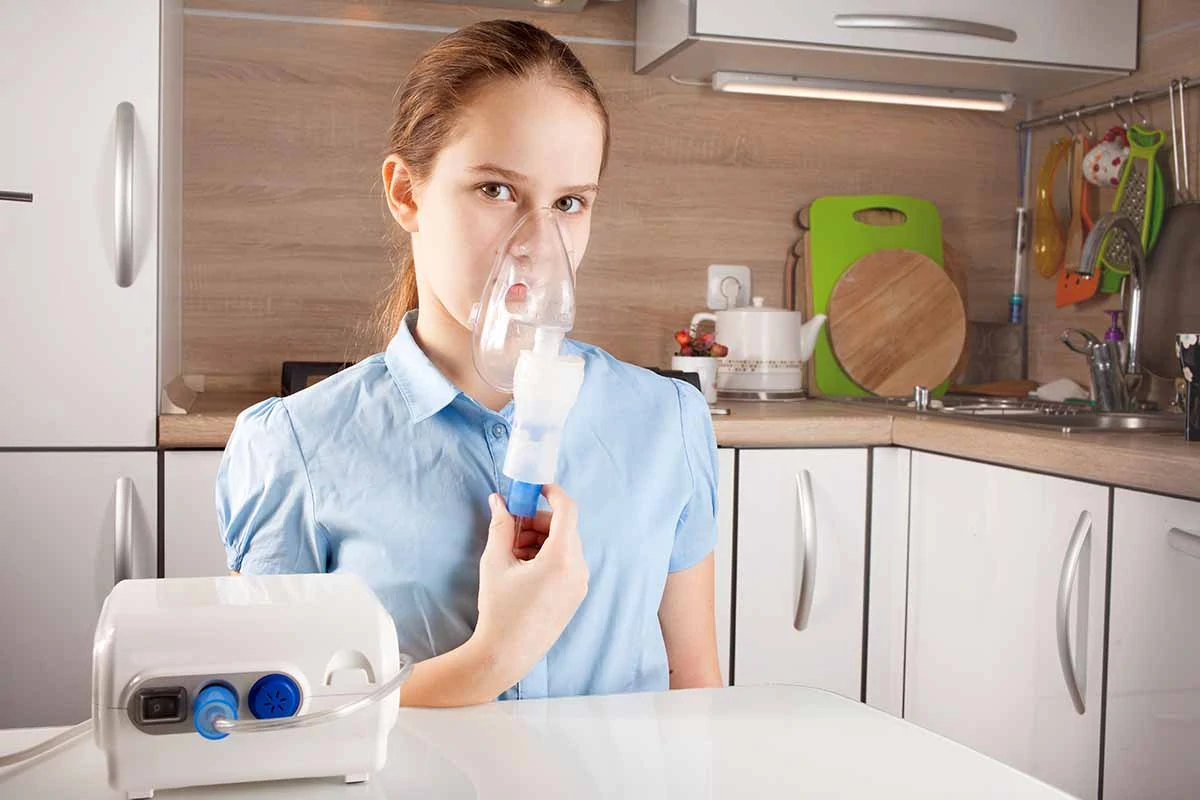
top-left (471, 208), bottom-right (585, 522)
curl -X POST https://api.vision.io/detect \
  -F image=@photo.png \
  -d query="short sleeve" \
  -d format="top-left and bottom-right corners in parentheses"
top-left (668, 380), bottom-right (720, 572)
top-left (215, 397), bottom-right (328, 575)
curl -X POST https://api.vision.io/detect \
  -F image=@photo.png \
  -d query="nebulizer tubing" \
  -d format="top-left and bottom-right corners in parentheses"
top-left (471, 208), bottom-right (586, 521)
top-left (210, 653), bottom-right (414, 735)
top-left (0, 655), bottom-right (415, 770)
top-left (0, 719), bottom-right (94, 769)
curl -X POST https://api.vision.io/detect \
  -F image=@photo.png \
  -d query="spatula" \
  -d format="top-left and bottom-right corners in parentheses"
top-left (1056, 134), bottom-right (1102, 306)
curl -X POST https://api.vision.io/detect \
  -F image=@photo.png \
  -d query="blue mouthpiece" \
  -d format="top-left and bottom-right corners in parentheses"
top-left (506, 480), bottom-right (542, 520)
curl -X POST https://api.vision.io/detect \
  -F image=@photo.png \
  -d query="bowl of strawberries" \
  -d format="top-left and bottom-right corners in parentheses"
top-left (670, 327), bottom-right (728, 404)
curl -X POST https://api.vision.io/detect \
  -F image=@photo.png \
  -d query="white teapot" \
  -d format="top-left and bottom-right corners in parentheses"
top-left (691, 297), bottom-right (826, 400)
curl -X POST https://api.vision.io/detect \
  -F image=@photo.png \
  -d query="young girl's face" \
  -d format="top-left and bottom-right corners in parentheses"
top-left (398, 78), bottom-right (606, 332)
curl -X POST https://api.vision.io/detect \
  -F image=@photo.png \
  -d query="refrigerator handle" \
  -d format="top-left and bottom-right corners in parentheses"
top-left (114, 101), bottom-right (134, 288)
top-left (114, 477), bottom-right (134, 584)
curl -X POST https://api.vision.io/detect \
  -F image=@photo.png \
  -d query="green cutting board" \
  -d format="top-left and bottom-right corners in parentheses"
top-left (809, 195), bottom-right (945, 398)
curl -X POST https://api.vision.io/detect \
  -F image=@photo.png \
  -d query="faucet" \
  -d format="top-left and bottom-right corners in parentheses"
top-left (1063, 213), bottom-right (1146, 409)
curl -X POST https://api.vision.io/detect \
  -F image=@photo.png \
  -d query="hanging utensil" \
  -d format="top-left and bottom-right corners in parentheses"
top-left (1098, 124), bottom-right (1166, 292)
top-left (1063, 133), bottom-right (1088, 273)
top-left (1140, 78), bottom-right (1200, 379)
top-left (1033, 138), bottom-right (1071, 279)
top-left (1057, 134), bottom-right (1102, 306)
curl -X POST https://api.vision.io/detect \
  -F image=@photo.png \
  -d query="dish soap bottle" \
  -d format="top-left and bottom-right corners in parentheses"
top-left (1105, 310), bottom-right (1128, 371)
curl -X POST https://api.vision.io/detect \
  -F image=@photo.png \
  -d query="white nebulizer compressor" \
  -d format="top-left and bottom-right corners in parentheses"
top-left (0, 573), bottom-right (414, 799)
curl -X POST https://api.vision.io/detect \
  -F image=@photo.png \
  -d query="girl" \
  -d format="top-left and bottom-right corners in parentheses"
top-left (216, 19), bottom-right (722, 707)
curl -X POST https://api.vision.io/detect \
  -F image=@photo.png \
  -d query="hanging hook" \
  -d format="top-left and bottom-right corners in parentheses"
top-left (1073, 109), bottom-right (1095, 139)
top-left (1110, 97), bottom-right (1129, 129)
top-left (1059, 112), bottom-right (1077, 137)
top-left (1129, 91), bottom-right (1150, 127)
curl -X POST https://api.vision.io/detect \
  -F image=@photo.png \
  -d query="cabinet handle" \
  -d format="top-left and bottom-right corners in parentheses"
top-left (114, 101), bottom-right (134, 288)
top-left (114, 477), bottom-right (134, 584)
top-left (793, 470), bottom-right (817, 631)
top-left (0, 191), bottom-right (33, 203)
top-left (1168, 528), bottom-right (1200, 559)
top-left (834, 14), bottom-right (1018, 43)
top-left (1056, 510), bottom-right (1091, 715)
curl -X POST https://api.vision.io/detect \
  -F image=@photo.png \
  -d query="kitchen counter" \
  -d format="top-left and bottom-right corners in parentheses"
top-left (159, 393), bottom-right (1200, 499)
top-left (0, 686), bottom-right (1071, 798)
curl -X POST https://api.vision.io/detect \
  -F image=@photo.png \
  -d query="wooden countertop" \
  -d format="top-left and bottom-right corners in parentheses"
top-left (159, 394), bottom-right (1200, 499)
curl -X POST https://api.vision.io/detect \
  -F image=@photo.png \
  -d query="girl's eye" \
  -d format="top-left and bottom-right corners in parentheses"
top-left (479, 183), bottom-right (514, 202)
top-left (554, 195), bottom-right (586, 214)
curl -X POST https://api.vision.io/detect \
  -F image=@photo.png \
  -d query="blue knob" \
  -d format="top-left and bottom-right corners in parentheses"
top-left (248, 673), bottom-right (301, 719)
top-left (193, 683), bottom-right (238, 740)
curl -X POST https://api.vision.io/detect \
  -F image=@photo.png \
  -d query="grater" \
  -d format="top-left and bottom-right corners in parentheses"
top-left (1099, 125), bottom-right (1164, 285)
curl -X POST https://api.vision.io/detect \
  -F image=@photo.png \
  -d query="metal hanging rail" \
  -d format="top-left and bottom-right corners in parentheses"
top-left (1016, 77), bottom-right (1196, 131)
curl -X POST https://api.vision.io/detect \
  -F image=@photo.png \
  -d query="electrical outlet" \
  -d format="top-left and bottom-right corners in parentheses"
top-left (707, 265), bottom-right (751, 310)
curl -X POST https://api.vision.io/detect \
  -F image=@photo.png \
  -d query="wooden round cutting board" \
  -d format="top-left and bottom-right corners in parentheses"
top-left (828, 249), bottom-right (966, 397)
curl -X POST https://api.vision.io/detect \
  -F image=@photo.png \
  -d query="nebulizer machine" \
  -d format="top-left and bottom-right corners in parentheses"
top-left (0, 572), bottom-right (414, 798)
top-left (0, 209), bottom-right (584, 797)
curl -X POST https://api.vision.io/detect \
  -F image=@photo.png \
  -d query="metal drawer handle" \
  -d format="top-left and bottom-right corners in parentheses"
top-left (114, 477), bottom-right (133, 584)
top-left (834, 14), bottom-right (1018, 43)
top-left (1056, 510), bottom-right (1091, 715)
top-left (793, 470), bottom-right (817, 631)
top-left (1168, 527), bottom-right (1200, 559)
top-left (114, 101), bottom-right (134, 288)
top-left (0, 191), bottom-right (33, 203)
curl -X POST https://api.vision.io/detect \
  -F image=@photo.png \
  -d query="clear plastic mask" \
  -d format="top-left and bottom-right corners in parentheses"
top-left (471, 208), bottom-right (576, 393)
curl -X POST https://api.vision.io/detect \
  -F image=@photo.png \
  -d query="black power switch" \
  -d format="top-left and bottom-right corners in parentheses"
top-left (137, 687), bottom-right (188, 724)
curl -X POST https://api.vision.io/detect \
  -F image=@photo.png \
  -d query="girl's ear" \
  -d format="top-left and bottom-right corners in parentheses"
top-left (383, 155), bottom-right (419, 233)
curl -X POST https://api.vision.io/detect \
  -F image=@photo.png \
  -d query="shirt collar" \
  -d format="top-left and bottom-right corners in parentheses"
top-left (384, 310), bottom-right (460, 424)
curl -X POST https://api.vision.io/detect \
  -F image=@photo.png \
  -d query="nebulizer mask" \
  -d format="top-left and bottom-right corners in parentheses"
top-left (470, 207), bottom-right (586, 522)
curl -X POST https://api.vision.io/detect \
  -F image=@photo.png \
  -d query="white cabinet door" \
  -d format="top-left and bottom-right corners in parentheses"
top-left (694, 0), bottom-right (1137, 71)
top-left (905, 453), bottom-right (1108, 799)
top-left (1105, 490), bottom-right (1200, 800)
top-left (0, 452), bottom-right (157, 729)
top-left (715, 448), bottom-right (734, 685)
top-left (734, 448), bottom-right (868, 700)
top-left (866, 447), bottom-right (910, 718)
top-left (164, 451), bottom-right (229, 578)
top-left (0, 1), bottom-right (161, 447)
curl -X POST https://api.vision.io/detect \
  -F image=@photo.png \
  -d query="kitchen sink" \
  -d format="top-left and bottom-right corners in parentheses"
top-left (833, 395), bottom-right (1184, 434)
top-left (992, 411), bottom-right (1183, 433)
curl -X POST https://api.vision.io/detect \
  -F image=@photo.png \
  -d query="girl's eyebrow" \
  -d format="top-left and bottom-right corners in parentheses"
top-left (469, 163), bottom-right (599, 195)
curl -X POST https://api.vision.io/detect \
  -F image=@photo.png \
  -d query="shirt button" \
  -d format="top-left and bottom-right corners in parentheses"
top-left (492, 423), bottom-right (507, 439)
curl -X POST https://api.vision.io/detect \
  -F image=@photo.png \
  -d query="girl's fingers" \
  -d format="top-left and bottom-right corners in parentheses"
top-left (525, 510), bottom-right (553, 534)
top-left (538, 485), bottom-right (579, 560)
top-left (514, 529), bottom-right (543, 550)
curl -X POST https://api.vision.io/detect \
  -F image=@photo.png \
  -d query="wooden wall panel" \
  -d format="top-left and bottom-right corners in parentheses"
top-left (183, 0), bottom-right (1018, 391)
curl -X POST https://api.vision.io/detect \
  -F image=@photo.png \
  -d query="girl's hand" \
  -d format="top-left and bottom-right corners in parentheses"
top-left (473, 484), bottom-right (589, 684)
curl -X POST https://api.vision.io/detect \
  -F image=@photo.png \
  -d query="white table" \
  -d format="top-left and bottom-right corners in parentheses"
top-left (0, 686), bottom-right (1073, 799)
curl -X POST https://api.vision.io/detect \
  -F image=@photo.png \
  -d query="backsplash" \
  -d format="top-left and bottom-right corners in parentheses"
top-left (183, 0), bottom-right (1019, 392)
top-left (1026, 0), bottom-right (1200, 390)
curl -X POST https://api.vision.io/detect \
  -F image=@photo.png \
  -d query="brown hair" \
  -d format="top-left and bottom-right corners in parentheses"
top-left (371, 20), bottom-right (610, 348)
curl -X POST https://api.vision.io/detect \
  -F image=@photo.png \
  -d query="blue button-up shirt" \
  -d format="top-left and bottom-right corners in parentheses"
top-left (215, 312), bottom-right (718, 700)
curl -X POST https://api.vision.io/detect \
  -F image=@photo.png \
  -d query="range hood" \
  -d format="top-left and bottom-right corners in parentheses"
top-left (635, 1), bottom-right (1139, 103)
top-left (426, 0), bottom-right (621, 12)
